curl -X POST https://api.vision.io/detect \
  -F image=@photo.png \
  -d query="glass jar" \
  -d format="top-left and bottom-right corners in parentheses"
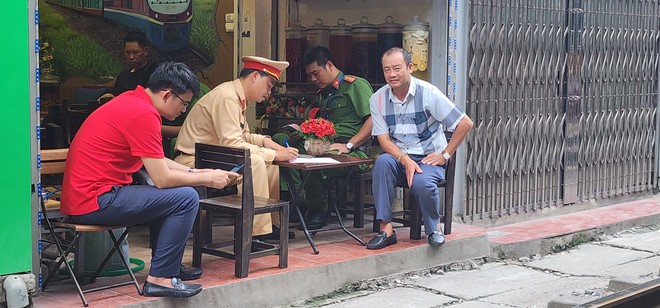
top-left (376, 16), bottom-right (403, 83)
top-left (306, 18), bottom-right (329, 49)
top-left (285, 20), bottom-right (307, 83)
top-left (351, 16), bottom-right (378, 83)
top-left (403, 15), bottom-right (430, 72)
top-left (329, 18), bottom-right (353, 72)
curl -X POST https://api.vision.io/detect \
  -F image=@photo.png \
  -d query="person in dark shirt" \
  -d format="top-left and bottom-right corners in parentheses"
top-left (111, 30), bottom-right (159, 96)
top-left (107, 29), bottom-right (199, 158)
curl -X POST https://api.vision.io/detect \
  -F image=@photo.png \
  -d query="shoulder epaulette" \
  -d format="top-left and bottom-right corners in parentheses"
top-left (343, 75), bottom-right (357, 83)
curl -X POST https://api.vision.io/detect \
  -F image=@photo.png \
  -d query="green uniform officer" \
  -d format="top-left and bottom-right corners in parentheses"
top-left (273, 46), bottom-right (374, 229)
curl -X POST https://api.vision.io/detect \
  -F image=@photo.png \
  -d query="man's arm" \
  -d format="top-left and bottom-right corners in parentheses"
top-left (142, 157), bottom-right (237, 190)
top-left (330, 116), bottom-right (373, 154)
top-left (442, 115), bottom-right (473, 156)
top-left (331, 76), bottom-right (375, 154)
top-left (351, 116), bottom-right (373, 148)
top-left (262, 136), bottom-right (299, 162)
top-left (420, 115), bottom-right (473, 166)
top-left (161, 125), bottom-right (181, 138)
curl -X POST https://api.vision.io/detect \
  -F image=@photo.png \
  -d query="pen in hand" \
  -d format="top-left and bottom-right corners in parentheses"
top-left (282, 138), bottom-right (299, 162)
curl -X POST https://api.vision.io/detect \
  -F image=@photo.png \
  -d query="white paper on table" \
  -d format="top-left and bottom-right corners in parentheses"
top-left (291, 157), bottom-right (340, 164)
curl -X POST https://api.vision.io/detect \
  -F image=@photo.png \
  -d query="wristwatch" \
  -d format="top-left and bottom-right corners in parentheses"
top-left (346, 142), bottom-right (354, 151)
top-left (441, 150), bottom-right (451, 160)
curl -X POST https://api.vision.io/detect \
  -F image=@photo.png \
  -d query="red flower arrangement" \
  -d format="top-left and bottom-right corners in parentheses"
top-left (299, 118), bottom-right (336, 141)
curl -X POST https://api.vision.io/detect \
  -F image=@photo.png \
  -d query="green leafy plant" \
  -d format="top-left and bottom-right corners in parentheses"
top-left (38, 0), bottom-right (121, 81)
top-left (190, 0), bottom-right (219, 62)
top-left (58, 36), bottom-right (122, 82)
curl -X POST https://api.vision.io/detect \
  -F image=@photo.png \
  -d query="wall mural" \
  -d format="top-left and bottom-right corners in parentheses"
top-left (39, 0), bottom-right (219, 84)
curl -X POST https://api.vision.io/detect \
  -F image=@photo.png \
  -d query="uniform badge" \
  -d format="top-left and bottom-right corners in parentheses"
top-left (332, 78), bottom-right (340, 88)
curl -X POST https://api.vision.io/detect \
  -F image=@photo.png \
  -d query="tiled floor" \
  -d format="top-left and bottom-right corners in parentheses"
top-left (487, 200), bottom-right (660, 245)
top-left (34, 214), bottom-right (462, 308)
top-left (32, 198), bottom-right (660, 307)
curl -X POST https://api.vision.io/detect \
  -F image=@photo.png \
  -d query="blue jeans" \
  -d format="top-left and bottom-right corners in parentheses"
top-left (372, 154), bottom-right (445, 235)
top-left (68, 185), bottom-right (199, 278)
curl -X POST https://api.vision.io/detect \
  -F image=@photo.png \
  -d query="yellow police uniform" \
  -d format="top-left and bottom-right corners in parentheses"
top-left (176, 56), bottom-right (289, 236)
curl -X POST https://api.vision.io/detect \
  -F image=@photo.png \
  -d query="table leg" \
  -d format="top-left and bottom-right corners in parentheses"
top-left (282, 168), bottom-right (319, 254)
top-left (330, 166), bottom-right (366, 245)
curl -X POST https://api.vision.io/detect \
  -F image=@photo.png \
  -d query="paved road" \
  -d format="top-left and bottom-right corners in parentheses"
top-left (285, 226), bottom-right (660, 308)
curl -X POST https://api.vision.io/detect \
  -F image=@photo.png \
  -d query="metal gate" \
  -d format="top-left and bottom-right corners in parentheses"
top-left (464, 0), bottom-right (659, 222)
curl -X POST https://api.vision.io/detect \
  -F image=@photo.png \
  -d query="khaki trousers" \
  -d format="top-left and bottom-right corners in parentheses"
top-left (175, 153), bottom-right (278, 236)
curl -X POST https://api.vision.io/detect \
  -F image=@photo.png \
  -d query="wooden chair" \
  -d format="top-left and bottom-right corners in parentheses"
top-left (62, 86), bottom-right (109, 145)
top-left (192, 143), bottom-right (288, 278)
top-left (39, 149), bottom-right (141, 307)
top-left (336, 170), bottom-right (375, 228)
top-left (372, 132), bottom-right (456, 239)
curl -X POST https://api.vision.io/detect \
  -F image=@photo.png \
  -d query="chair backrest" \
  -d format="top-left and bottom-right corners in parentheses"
top-left (73, 86), bottom-right (110, 107)
top-left (62, 87), bottom-right (110, 145)
top-left (194, 143), bottom-right (254, 216)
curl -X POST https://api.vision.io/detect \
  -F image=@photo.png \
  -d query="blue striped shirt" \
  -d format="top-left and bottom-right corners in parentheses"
top-left (370, 77), bottom-right (465, 155)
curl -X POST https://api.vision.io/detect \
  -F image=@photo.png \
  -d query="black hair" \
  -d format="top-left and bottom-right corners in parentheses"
top-left (124, 30), bottom-right (148, 48)
top-left (302, 46), bottom-right (334, 68)
top-left (147, 62), bottom-right (201, 97)
top-left (382, 47), bottom-right (412, 66)
top-left (239, 68), bottom-right (269, 79)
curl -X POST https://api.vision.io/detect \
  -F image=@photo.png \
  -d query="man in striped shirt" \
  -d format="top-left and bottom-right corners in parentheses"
top-left (367, 47), bottom-right (473, 250)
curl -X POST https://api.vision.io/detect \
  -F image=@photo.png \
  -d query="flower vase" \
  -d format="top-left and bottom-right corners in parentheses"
top-left (304, 138), bottom-right (332, 156)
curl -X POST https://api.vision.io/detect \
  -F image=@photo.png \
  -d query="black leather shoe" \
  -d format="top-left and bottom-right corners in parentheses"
top-left (178, 265), bottom-right (202, 281)
top-left (428, 231), bottom-right (446, 247)
top-left (300, 210), bottom-right (329, 230)
top-left (143, 277), bottom-right (202, 298)
top-left (367, 231), bottom-right (397, 250)
top-left (253, 225), bottom-right (296, 242)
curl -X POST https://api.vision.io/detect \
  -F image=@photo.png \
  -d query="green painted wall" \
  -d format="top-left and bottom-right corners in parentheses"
top-left (0, 1), bottom-right (34, 275)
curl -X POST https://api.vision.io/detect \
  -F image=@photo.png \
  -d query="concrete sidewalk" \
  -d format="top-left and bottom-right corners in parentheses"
top-left (32, 196), bottom-right (660, 307)
top-left (284, 198), bottom-right (660, 308)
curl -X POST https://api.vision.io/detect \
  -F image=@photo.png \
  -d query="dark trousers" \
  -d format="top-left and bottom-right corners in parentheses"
top-left (68, 185), bottom-right (199, 278)
top-left (372, 154), bottom-right (445, 235)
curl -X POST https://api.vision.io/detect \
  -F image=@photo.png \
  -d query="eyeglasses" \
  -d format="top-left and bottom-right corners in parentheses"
top-left (262, 76), bottom-right (276, 91)
top-left (171, 91), bottom-right (190, 108)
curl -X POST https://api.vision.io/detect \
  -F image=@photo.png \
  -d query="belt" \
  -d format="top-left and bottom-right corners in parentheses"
top-left (173, 150), bottom-right (193, 157)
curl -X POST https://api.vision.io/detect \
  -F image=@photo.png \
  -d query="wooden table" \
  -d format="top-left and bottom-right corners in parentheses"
top-left (276, 154), bottom-right (374, 254)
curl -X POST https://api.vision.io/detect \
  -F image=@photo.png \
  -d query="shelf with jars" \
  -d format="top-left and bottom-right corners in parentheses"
top-left (283, 0), bottom-right (436, 83)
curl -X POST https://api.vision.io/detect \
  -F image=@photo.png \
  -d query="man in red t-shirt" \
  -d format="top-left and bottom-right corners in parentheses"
top-left (61, 62), bottom-right (236, 298)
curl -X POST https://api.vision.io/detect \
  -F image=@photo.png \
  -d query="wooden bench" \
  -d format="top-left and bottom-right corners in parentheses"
top-left (41, 149), bottom-right (68, 209)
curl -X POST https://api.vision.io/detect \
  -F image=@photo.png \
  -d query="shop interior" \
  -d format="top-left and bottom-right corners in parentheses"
top-left (36, 0), bottom-right (440, 305)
